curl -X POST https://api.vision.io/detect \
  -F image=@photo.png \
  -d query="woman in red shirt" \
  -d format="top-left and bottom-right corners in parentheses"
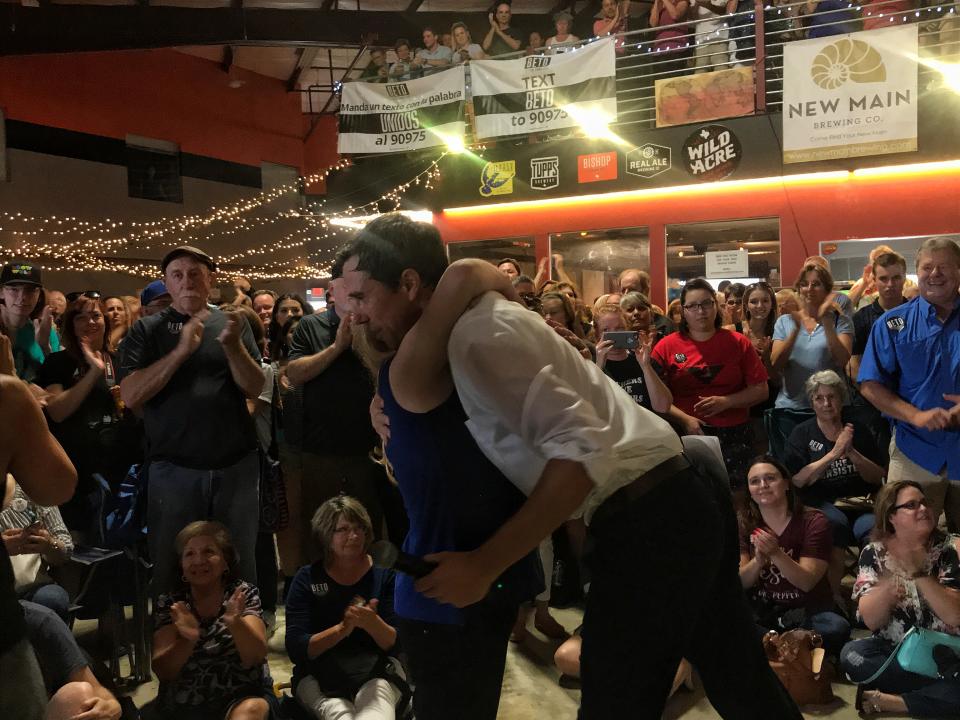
top-left (652, 278), bottom-right (768, 488)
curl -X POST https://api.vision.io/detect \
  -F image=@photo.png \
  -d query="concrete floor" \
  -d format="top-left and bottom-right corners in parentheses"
top-left (85, 605), bottom-right (910, 720)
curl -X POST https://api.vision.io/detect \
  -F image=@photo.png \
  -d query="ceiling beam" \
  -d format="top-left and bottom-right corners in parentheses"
top-left (0, 6), bottom-right (551, 56)
top-left (286, 47), bottom-right (319, 91)
top-left (405, 0), bottom-right (425, 12)
top-left (0, 6), bottom-right (437, 55)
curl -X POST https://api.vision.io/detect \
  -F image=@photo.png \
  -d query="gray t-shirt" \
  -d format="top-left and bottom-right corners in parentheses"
top-left (415, 45), bottom-right (453, 75)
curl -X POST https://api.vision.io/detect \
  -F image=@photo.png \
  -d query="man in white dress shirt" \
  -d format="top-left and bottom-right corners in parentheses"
top-left (342, 214), bottom-right (800, 720)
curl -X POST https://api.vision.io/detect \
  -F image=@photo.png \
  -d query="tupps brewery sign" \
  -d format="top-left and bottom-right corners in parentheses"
top-left (682, 125), bottom-right (742, 181)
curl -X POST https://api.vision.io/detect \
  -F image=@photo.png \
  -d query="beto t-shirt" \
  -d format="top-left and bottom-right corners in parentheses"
top-left (651, 329), bottom-right (768, 427)
top-left (287, 309), bottom-right (378, 456)
top-left (603, 354), bottom-right (653, 411)
top-left (118, 306), bottom-right (259, 469)
top-left (783, 418), bottom-right (881, 504)
top-left (740, 509), bottom-right (833, 611)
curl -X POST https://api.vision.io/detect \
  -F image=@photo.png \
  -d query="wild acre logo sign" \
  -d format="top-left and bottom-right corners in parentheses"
top-left (782, 25), bottom-right (917, 164)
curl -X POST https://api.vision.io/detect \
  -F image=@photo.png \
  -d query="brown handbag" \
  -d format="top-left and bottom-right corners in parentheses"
top-left (762, 629), bottom-right (835, 706)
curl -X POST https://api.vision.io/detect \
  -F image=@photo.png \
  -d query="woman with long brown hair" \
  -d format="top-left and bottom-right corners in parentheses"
top-left (36, 293), bottom-right (140, 530)
top-left (738, 456), bottom-right (850, 656)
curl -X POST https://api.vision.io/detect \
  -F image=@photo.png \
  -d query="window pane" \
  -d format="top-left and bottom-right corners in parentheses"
top-left (549, 227), bottom-right (650, 305)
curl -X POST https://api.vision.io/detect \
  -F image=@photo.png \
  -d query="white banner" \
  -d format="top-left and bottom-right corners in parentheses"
top-left (470, 37), bottom-right (617, 139)
top-left (337, 66), bottom-right (465, 154)
top-left (782, 25), bottom-right (918, 163)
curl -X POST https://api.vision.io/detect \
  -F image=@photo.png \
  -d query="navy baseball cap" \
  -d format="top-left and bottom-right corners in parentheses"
top-left (140, 279), bottom-right (170, 306)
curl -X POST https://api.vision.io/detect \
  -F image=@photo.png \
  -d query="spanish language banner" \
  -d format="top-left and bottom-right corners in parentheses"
top-left (470, 37), bottom-right (617, 140)
top-left (782, 25), bottom-right (917, 164)
top-left (337, 65), bottom-right (466, 154)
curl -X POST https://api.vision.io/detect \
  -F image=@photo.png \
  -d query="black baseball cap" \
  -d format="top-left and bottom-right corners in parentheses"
top-left (0, 260), bottom-right (42, 287)
top-left (160, 246), bottom-right (217, 273)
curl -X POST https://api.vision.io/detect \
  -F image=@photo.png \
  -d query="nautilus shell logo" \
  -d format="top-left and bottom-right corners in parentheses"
top-left (810, 39), bottom-right (886, 90)
top-left (479, 160), bottom-right (516, 197)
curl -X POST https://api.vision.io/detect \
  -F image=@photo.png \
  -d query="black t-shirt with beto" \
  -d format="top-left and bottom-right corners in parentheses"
top-left (603, 354), bottom-right (653, 411)
top-left (288, 309), bottom-right (378, 456)
top-left (783, 417), bottom-right (882, 505)
top-left (118, 306), bottom-right (260, 469)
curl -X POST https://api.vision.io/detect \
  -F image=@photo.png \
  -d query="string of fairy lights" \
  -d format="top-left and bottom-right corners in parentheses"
top-left (0, 155), bottom-right (445, 280)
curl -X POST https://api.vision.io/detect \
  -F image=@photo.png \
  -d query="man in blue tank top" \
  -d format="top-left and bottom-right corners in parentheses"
top-left (337, 218), bottom-right (542, 720)
top-left (340, 214), bottom-right (801, 720)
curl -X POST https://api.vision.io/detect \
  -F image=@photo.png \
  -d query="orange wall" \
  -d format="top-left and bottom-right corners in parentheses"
top-left (435, 165), bottom-right (960, 307)
top-left (0, 49), bottom-right (339, 175)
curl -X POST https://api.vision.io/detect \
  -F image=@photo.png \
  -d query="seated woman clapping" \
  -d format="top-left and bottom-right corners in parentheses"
top-left (841, 481), bottom-right (960, 717)
top-left (784, 370), bottom-right (884, 597)
top-left (146, 521), bottom-right (275, 720)
top-left (738, 456), bottom-right (851, 656)
top-left (285, 496), bottom-right (406, 720)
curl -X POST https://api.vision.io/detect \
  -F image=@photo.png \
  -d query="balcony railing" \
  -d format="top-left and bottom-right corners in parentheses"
top-left (319, 0), bottom-right (959, 153)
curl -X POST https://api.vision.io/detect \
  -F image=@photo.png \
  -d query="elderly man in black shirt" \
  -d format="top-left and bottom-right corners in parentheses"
top-left (119, 246), bottom-right (265, 595)
top-left (285, 258), bottom-right (384, 561)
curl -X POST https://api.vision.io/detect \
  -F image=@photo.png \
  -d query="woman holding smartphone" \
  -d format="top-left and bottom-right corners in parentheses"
top-left (595, 304), bottom-right (672, 413)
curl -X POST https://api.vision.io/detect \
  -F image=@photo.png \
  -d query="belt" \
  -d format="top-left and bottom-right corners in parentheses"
top-left (590, 453), bottom-right (692, 531)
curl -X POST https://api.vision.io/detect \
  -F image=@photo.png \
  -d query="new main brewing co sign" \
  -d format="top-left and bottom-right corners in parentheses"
top-left (338, 65), bottom-right (466, 154)
top-left (782, 25), bottom-right (918, 163)
top-left (470, 37), bottom-right (618, 140)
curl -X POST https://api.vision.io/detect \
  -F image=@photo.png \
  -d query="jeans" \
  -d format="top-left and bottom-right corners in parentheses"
top-left (808, 500), bottom-right (875, 548)
top-left (19, 582), bottom-right (71, 624)
top-left (755, 608), bottom-right (851, 657)
top-left (397, 602), bottom-right (515, 720)
top-left (147, 452), bottom-right (260, 597)
top-left (841, 636), bottom-right (960, 718)
top-left (578, 465), bottom-right (802, 720)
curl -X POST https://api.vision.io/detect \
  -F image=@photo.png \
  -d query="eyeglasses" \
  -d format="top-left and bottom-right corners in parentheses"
top-left (333, 525), bottom-right (365, 537)
top-left (726, 298), bottom-right (743, 306)
top-left (682, 300), bottom-right (716, 313)
top-left (66, 291), bottom-right (101, 302)
top-left (891, 498), bottom-right (929, 513)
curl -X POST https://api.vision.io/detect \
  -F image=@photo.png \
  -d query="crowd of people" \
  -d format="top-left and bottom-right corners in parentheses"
top-left (352, 0), bottom-right (960, 85)
top-left (1, 225), bottom-right (958, 720)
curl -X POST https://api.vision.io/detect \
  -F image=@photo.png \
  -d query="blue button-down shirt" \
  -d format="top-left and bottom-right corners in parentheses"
top-left (858, 295), bottom-right (960, 478)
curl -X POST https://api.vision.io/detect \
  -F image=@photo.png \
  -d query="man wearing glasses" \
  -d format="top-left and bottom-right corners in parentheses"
top-left (859, 236), bottom-right (960, 531)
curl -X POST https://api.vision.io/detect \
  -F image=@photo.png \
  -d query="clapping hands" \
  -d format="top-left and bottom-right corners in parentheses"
top-left (170, 601), bottom-right (201, 643)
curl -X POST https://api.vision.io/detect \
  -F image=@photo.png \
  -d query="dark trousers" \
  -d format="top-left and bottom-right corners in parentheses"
top-left (842, 636), bottom-right (960, 718)
top-left (398, 602), bottom-right (515, 720)
top-left (578, 466), bottom-right (802, 720)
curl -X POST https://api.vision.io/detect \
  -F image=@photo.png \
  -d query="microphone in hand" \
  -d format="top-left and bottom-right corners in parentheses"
top-left (370, 540), bottom-right (438, 579)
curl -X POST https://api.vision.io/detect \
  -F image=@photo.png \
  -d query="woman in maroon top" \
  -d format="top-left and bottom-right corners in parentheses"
top-left (738, 456), bottom-right (851, 656)
top-left (650, 0), bottom-right (692, 76)
top-left (652, 278), bottom-right (768, 488)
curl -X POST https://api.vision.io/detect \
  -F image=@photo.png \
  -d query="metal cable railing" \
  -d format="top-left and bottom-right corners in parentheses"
top-left (327, 0), bottom-right (959, 153)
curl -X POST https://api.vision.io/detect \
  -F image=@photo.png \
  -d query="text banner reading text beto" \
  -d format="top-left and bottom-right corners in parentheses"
top-left (470, 37), bottom-right (617, 140)
top-left (782, 25), bottom-right (917, 163)
top-left (338, 65), bottom-right (465, 154)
